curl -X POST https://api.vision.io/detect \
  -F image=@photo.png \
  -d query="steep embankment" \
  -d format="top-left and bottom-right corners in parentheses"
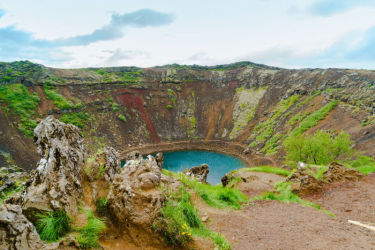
top-left (1, 61), bottom-right (375, 170)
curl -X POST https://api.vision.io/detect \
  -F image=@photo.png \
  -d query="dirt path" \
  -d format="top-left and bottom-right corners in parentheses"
top-left (196, 172), bottom-right (375, 250)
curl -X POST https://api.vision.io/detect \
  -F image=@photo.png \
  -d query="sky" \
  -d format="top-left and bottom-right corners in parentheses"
top-left (0, 0), bottom-right (375, 69)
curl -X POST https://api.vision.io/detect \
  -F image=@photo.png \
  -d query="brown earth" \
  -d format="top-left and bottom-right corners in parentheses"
top-left (195, 173), bottom-right (375, 250)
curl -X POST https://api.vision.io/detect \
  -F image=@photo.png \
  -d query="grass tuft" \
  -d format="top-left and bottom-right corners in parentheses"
top-left (76, 209), bottom-right (107, 248)
top-left (241, 166), bottom-right (290, 176)
top-left (35, 210), bottom-right (71, 242)
top-left (178, 173), bottom-right (247, 209)
top-left (153, 185), bottom-right (231, 249)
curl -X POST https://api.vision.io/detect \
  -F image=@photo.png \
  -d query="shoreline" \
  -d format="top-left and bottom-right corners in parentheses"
top-left (119, 140), bottom-right (276, 167)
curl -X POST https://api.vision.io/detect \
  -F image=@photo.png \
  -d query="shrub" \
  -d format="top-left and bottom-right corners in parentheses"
top-left (76, 210), bottom-right (107, 248)
top-left (283, 130), bottom-right (353, 165)
top-left (118, 114), bottom-right (126, 122)
top-left (35, 210), bottom-right (71, 242)
top-left (112, 102), bottom-right (119, 112)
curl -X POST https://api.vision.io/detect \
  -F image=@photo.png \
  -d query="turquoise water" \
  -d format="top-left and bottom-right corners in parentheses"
top-left (163, 150), bottom-right (247, 184)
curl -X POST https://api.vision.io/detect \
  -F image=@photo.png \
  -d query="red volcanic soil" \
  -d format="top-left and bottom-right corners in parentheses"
top-left (117, 92), bottom-right (160, 142)
top-left (196, 173), bottom-right (375, 250)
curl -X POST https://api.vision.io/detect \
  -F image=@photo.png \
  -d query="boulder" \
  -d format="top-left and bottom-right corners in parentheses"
top-left (21, 116), bottom-right (85, 218)
top-left (323, 162), bottom-right (364, 183)
top-left (184, 164), bottom-right (209, 183)
top-left (108, 153), bottom-right (163, 227)
top-left (0, 204), bottom-right (45, 249)
top-left (155, 152), bottom-right (164, 170)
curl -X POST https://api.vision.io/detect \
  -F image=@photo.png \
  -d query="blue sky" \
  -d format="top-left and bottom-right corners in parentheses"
top-left (0, 0), bottom-right (375, 69)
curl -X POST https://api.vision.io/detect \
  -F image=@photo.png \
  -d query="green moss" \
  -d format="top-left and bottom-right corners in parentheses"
top-left (0, 83), bottom-right (40, 136)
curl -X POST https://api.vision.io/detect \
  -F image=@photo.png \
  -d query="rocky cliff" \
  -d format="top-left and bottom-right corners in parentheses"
top-left (1, 61), bottom-right (375, 170)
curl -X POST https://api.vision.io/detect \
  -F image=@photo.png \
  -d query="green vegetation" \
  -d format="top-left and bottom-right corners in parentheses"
top-left (295, 90), bottom-right (321, 108)
top-left (261, 132), bottom-right (285, 155)
top-left (112, 102), bottom-right (119, 112)
top-left (178, 173), bottom-right (247, 209)
top-left (60, 112), bottom-right (90, 128)
top-left (35, 210), bottom-right (71, 242)
top-left (0, 83), bottom-right (40, 136)
top-left (290, 100), bottom-right (338, 137)
top-left (95, 198), bottom-right (109, 217)
top-left (76, 209), bottom-right (107, 248)
top-left (0, 61), bottom-right (42, 83)
top-left (0, 181), bottom-right (24, 203)
top-left (122, 70), bottom-right (142, 83)
top-left (252, 181), bottom-right (334, 217)
top-left (283, 130), bottom-right (353, 165)
top-left (153, 185), bottom-right (231, 249)
top-left (305, 165), bottom-right (329, 180)
top-left (250, 95), bottom-right (300, 148)
top-left (348, 155), bottom-right (375, 175)
top-left (118, 114), bottom-right (126, 122)
top-left (166, 104), bottom-right (173, 110)
top-left (43, 84), bottom-right (83, 110)
top-left (241, 166), bottom-right (290, 176)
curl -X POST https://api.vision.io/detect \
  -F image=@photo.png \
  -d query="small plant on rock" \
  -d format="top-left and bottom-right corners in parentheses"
top-left (35, 210), bottom-right (71, 242)
top-left (95, 198), bottom-right (109, 217)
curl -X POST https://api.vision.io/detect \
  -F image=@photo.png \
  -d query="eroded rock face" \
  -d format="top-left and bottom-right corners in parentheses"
top-left (184, 164), bottom-right (209, 183)
top-left (86, 147), bottom-right (121, 182)
top-left (287, 162), bottom-right (364, 195)
top-left (323, 162), bottom-right (364, 183)
top-left (0, 204), bottom-right (45, 249)
top-left (108, 153), bottom-right (163, 227)
top-left (22, 116), bottom-right (85, 217)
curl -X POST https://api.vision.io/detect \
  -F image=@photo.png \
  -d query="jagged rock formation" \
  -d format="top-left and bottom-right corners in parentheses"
top-left (323, 162), bottom-right (364, 183)
top-left (22, 116), bottom-right (85, 217)
top-left (287, 162), bottom-right (364, 195)
top-left (108, 153), bottom-right (163, 227)
top-left (0, 204), bottom-right (45, 249)
top-left (184, 164), bottom-right (209, 183)
top-left (1, 61), bottom-right (375, 171)
top-left (85, 147), bottom-right (120, 183)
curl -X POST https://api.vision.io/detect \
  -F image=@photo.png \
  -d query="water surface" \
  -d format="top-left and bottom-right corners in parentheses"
top-left (163, 150), bottom-right (246, 184)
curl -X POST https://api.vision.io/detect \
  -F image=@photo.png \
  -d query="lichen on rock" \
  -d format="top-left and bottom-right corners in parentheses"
top-left (22, 116), bottom-right (86, 218)
top-left (108, 152), bottom-right (163, 227)
top-left (184, 163), bottom-right (209, 183)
